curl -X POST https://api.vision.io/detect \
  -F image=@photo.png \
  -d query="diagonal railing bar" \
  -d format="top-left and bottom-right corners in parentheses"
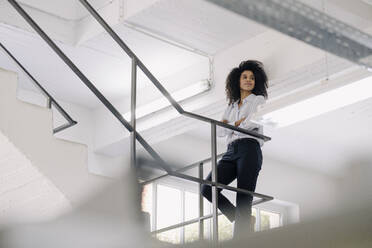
top-left (53, 121), bottom-right (77, 134)
top-left (78, 0), bottom-right (184, 114)
top-left (0, 41), bottom-right (77, 134)
top-left (140, 153), bottom-right (225, 185)
top-left (138, 157), bottom-right (273, 201)
top-left (7, 0), bottom-right (173, 173)
top-left (8, 1), bottom-right (274, 242)
top-left (6, 0), bottom-right (273, 194)
top-left (170, 170), bottom-right (273, 200)
top-left (78, 0), bottom-right (271, 142)
top-left (152, 196), bottom-right (263, 235)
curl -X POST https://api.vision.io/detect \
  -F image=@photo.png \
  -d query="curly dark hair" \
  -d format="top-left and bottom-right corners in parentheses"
top-left (225, 60), bottom-right (268, 104)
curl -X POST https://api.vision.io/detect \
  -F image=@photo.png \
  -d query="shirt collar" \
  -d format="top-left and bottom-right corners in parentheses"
top-left (233, 93), bottom-right (255, 107)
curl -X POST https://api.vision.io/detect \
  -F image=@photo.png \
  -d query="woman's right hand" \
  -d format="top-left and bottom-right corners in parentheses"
top-left (234, 117), bottom-right (246, 127)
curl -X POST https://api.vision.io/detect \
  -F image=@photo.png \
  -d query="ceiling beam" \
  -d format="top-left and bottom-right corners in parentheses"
top-left (205, 0), bottom-right (372, 70)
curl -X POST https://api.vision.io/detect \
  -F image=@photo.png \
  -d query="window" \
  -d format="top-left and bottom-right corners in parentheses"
top-left (142, 183), bottom-right (200, 244)
top-left (259, 209), bottom-right (281, 231)
top-left (142, 183), bottom-right (284, 244)
top-left (156, 184), bottom-right (182, 229)
top-left (203, 204), bottom-right (282, 241)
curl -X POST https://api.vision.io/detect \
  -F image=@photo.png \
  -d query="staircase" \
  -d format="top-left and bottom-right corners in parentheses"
top-left (0, 68), bottom-right (110, 223)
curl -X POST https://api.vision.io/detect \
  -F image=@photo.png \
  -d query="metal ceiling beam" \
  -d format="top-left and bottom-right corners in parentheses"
top-left (205, 0), bottom-right (372, 70)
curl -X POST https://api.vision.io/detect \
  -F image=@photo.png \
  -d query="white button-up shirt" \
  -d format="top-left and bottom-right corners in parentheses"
top-left (217, 93), bottom-right (266, 147)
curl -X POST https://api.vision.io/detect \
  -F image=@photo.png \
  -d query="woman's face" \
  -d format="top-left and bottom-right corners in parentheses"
top-left (239, 70), bottom-right (255, 92)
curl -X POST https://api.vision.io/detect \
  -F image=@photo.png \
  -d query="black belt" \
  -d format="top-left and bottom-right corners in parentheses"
top-left (228, 138), bottom-right (258, 148)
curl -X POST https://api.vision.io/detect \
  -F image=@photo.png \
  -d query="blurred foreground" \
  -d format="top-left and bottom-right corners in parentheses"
top-left (0, 160), bottom-right (371, 248)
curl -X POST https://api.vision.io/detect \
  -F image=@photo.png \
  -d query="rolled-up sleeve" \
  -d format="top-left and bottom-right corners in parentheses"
top-left (217, 105), bottom-right (234, 137)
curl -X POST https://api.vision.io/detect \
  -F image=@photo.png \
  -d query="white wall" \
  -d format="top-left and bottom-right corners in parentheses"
top-left (256, 156), bottom-right (339, 221)
top-left (16, 87), bottom-right (130, 178)
top-left (0, 68), bottom-right (112, 206)
top-left (333, 158), bottom-right (372, 213)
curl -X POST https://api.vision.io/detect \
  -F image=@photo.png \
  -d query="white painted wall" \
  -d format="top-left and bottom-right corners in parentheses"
top-left (0, 129), bottom-right (72, 225)
top-left (256, 156), bottom-right (339, 221)
top-left (0, 68), bottom-right (111, 207)
top-left (333, 158), bottom-right (372, 213)
top-left (16, 87), bottom-right (129, 178)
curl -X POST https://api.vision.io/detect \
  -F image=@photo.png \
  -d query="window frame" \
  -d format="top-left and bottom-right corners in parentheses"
top-left (144, 182), bottom-right (287, 244)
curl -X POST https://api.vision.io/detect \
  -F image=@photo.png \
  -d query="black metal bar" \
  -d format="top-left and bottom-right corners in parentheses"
top-left (183, 111), bottom-right (271, 141)
top-left (140, 153), bottom-right (225, 185)
top-left (211, 123), bottom-right (218, 243)
top-left (130, 57), bottom-right (137, 168)
top-left (78, 0), bottom-right (184, 114)
top-left (53, 120), bottom-right (78, 134)
top-left (152, 213), bottom-right (216, 235)
top-left (46, 97), bottom-right (52, 109)
top-left (152, 193), bottom-right (269, 235)
top-left (139, 157), bottom-right (273, 200)
top-left (0, 41), bottom-right (77, 133)
top-left (198, 162), bottom-right (204, 240)
top-left (7, 0), bottom-right (274, 212)
top-left (77, 0), bottom-right (271, 142)
top-left (7, 0), bottom-right (173, 173)
top-left (169, 171), bottom-right (273, 200)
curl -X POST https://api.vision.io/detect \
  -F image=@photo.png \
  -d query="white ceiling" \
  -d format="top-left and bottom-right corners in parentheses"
top-left (17, 0), bottom-right (112, 21)
top-left (0, 22), bottom-right (207, 108)
top-left (127, 0), bottom-right (267, 55)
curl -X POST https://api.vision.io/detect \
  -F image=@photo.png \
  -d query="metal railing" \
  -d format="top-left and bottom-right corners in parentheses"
top-left (7, 0), bottom-right (273, 243)
top-left (141, 154), bottom-right (267, 238)
top-left (0, 41), bottom-right (77, 133)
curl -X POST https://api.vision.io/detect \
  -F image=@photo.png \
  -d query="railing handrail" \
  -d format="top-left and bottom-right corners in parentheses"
top-left (7, 0), bottom-right (176, 174)
top-left (140, 153), bottom-right (225, 185)
top-left (7, 0), bottom-right (273, 196)
top-left (0, 41), bottom-right (77, 133)
top-left (78, 0), bottom-right (271, 142)
top-left (139, 156), bottom-right (273, 201)
top-left (8, 1), bottom-right (274, 242)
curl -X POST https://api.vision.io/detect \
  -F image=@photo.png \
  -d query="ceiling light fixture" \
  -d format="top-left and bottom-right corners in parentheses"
top-left (261, 76), bottom-right (372, 127)
top-left (123, 79), bottom-right (211, 121)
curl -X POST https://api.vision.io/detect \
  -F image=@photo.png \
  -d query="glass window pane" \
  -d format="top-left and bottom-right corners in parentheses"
top-left (204, 198), bottom-right (211, 215)
top-left (141, 184), bottom-right (153, 230)
top-left (252, 208), bottom-right (257, 232)
top-left (157, 185), bottom-right (182, 229)
top-left (157, 228), bottom-right (181, 244)
top-left (185, 191), bottom-right (198, 221)
top-left (260, 210), bottom-right (281, 231)
top-left (203, 219), bottom-right (211, 240)
top-left (184, 222), bottom-right (199, 243)
top-left (141, 183), bottom-right (153, 212)
top-left (218, 214), bottom-right (233, 241)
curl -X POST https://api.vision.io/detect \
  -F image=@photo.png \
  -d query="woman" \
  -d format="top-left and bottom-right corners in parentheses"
top-left (202, 60), bottom-right (268, 237)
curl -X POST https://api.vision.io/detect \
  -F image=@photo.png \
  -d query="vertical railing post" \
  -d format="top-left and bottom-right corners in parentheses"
top-left (198, 162), bottom-right (204, 241)
top-left (130, 57), bottom-right (137, 168)
top-left (46, 97), bottom-right (52, 109)
top-left (211, 122), bottom-right (218, 244)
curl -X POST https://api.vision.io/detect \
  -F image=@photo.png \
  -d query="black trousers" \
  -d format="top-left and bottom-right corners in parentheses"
top-left (201, 138), bottom-right (262, 236)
